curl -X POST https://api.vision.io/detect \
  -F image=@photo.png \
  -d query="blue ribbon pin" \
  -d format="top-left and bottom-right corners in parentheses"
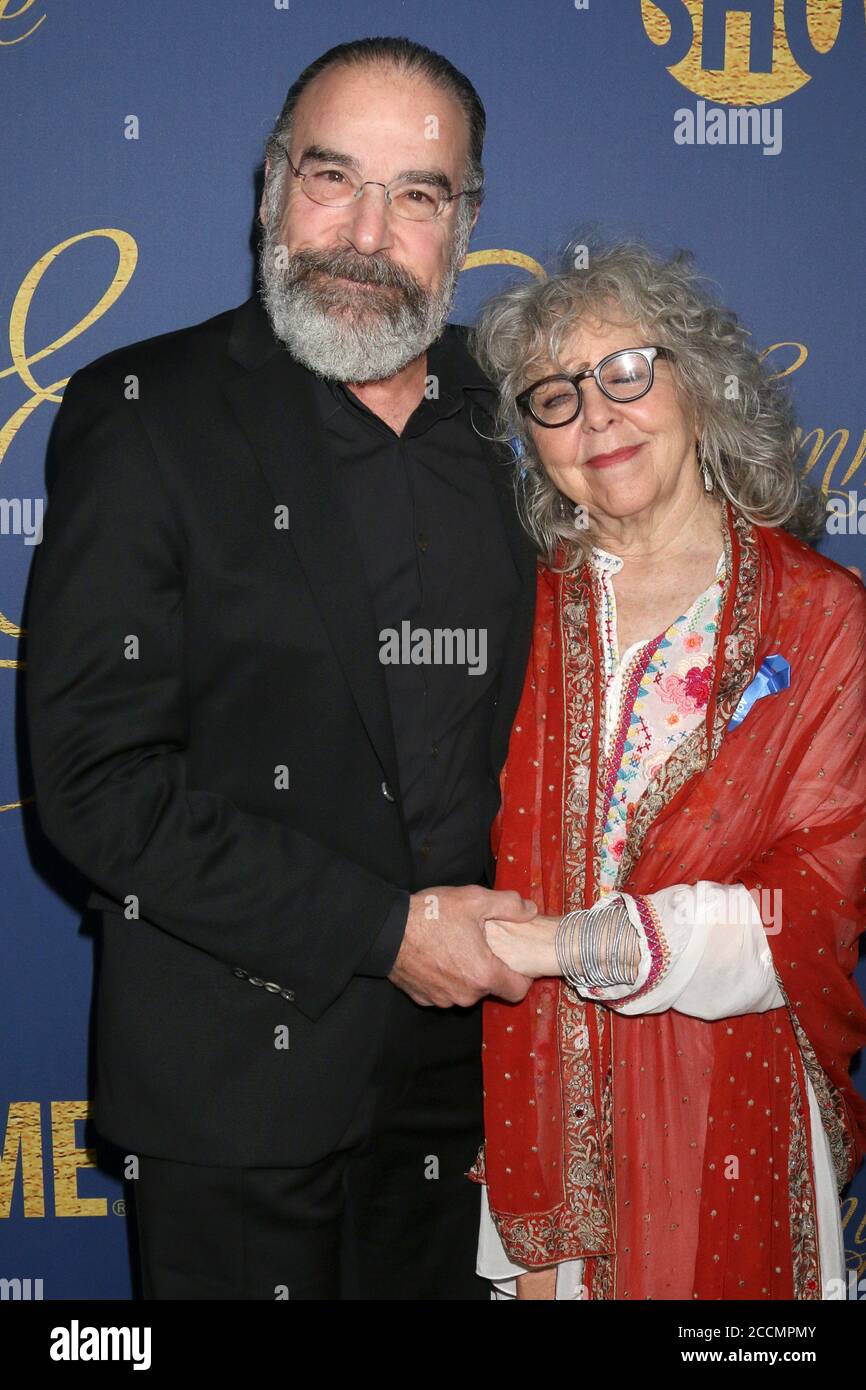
top-left (728, 653), bottom-right (791, 730)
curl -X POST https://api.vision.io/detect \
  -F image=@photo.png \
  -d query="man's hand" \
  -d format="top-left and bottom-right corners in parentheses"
top-left (388, 886), bottom-right (538, 1008)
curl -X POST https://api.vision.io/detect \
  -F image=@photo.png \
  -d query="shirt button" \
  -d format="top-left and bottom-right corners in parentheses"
top-left (417, 532), bottom-right (429, 553)
top-left (430, 744), bottom-right (440, 759)
top-left (381, 781), bottom-right (396, 802)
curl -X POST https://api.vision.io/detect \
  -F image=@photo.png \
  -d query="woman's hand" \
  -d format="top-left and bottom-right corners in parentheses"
top-left (483, 914), bottom-right (561, 979)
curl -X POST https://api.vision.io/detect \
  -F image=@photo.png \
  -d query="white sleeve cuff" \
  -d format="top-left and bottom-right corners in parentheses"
top-left (583, 882), bottom-right (785, 1019)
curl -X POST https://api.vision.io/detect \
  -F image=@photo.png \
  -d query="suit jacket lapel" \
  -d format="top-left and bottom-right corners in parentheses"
top-left (222, 299), bottom-right (402, 798)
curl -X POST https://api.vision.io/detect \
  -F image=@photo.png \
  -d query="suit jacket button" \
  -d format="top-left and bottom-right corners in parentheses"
top-left (381, 781), bottom-right (396, 802)
top-left (280, 989), bottom-right (295, 1002)
top-left (248, 976), bottom-right (264, 987)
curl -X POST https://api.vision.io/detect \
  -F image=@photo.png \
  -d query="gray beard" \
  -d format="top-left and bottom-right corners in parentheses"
top-left (257, 217), bottom-right (470, 383)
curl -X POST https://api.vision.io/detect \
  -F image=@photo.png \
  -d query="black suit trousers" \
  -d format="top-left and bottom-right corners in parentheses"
top-left (130, 990), bottom-right (489, 1300)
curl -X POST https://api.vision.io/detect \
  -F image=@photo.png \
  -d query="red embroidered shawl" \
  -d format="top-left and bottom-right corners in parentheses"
top-left (473, 502), bottom-right (866, 1300)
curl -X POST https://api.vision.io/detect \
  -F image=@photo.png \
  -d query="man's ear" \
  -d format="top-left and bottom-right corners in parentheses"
top-left (258, 157), bottom-right (271, 227)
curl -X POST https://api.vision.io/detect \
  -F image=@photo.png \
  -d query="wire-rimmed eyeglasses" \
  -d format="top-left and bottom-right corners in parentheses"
top-left (516, 347), bottom-right (675, 428)
top-left (284, 151), bottom-right (483, 223)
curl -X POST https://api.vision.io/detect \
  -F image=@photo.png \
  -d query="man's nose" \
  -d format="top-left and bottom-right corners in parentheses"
top-left (339, 183), bottom-right (393, 255)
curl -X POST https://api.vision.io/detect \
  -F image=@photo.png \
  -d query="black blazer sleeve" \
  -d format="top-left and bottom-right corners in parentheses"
top-left (25, 365), bottom-right (408, 1021)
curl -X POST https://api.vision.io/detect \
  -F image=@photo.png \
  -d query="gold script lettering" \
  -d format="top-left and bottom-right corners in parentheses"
top-left (761, 343), bottom-right (866, 493)
top-left (0, 230), bottom-right (137, 810)
top-left (0, 0), bottom-right (45, 46)
top-left (0, 228), bottom-right (138, 466)
top-left (463, 249), bottom-right (545, 280)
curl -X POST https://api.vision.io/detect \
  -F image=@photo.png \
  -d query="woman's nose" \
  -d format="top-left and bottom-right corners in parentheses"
top-left (579, 379), bottom-right (619, 431)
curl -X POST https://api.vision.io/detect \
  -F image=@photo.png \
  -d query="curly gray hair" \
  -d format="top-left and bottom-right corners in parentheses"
top-left (469, 238), bottom-right (824, 567)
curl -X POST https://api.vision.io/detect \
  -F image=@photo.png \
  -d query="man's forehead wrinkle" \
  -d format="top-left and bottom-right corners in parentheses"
top-left (293, 68), bottom-right (471, 176)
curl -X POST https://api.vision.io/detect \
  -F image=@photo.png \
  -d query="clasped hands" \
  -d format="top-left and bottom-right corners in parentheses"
top-left (388, 884), bottom-right (561, 1008)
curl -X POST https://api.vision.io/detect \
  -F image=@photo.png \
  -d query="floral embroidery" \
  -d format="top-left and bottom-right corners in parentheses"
top-left (541, 538), bottom-right (730, 1271)
top-left (486, 993), bottom-right (617, 1265)
top-left (616, 510), bottom-right (761, 890)
top-left (589, 547), bottom-right (725, 899)
top-left (787, 1049), bottom-right (821, 1299)
top-left (657, 660), bottom-right (713, 714)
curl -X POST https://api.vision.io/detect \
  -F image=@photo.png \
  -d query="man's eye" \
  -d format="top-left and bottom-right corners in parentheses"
top-left (395, 186), bottom-right (438, 207)
top-left (310, 167), bottom-right (349, 185)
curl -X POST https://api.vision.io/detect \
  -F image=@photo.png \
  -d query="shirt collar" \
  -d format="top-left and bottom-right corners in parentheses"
top-left (414, 326), bottom-right (494, 425)
top-left (321, 323), bottom-right (495, 435)
top-left (427, 323), bottom-right (496, 395)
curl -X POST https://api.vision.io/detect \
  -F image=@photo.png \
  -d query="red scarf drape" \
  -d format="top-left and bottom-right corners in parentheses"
top-left (472, 503), bottom-right (866, 1299)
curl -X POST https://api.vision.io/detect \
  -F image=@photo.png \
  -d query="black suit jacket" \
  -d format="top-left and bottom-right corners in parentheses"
top-left (25, 295), bottom-right (537, 1165)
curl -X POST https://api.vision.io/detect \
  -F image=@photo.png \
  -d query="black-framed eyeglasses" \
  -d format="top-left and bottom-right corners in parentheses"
top-left (516, 347), bottom-right (674, 428)
top-left (284, 152), bottom-right (483, 223)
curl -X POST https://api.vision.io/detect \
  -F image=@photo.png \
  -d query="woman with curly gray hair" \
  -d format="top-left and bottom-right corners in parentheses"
top-left (467, 240), bottom-right (866, 1301)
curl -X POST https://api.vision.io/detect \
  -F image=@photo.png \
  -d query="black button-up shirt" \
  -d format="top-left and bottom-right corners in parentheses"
top-left (308, 325), bottom-right (521, 974)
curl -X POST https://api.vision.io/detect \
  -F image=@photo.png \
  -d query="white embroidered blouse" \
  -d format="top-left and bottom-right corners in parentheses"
top-left (476, 546), bottom-right (846, 1300)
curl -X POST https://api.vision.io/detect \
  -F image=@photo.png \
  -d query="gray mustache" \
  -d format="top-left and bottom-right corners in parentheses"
top-left (288, 248), bottom-right (421, 295)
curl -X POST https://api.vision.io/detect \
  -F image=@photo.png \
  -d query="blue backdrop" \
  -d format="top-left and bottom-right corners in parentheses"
top-left (1, 0), bottom-right (864, 1300)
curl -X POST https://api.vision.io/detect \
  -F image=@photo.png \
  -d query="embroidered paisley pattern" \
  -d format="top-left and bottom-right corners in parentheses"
top-left (787, 1049), bottom-right (821, 1298)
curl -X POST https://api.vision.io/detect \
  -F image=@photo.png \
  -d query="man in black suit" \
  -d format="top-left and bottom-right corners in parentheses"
top-left (25, 36), bottom-right (537, 1299)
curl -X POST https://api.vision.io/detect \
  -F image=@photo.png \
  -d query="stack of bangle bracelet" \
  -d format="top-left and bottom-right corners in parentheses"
top-left (554, 894), bottom-right (639, 990)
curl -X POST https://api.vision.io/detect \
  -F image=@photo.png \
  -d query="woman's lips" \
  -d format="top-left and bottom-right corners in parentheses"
top-left (583, 443), bottom-right (643, 470)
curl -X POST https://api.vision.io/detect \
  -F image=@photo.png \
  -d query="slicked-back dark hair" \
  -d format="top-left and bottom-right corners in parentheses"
top-left (264, 35), bottom-right (486, 201)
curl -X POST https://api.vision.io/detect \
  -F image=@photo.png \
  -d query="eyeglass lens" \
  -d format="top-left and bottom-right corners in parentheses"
top-left (529, 351), bottom-right (654, 424)
top-left (297, 161), bottom-right (443, 221)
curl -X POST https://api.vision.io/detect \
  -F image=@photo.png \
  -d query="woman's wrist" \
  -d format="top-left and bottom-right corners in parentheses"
top-left (535, 915), bottom-right (561, 975)
top-left (555, 897), bottom-right (640, 989)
